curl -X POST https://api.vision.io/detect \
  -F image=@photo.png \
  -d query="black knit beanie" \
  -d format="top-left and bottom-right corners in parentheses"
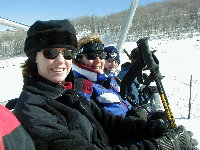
top-left (104, 46), bottom-right (120, 64)
top-left (24, 19), bottom-right (77, 61)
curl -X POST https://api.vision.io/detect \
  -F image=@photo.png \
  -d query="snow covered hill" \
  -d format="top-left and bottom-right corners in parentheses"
top-left (0, 36), bottom-right (200, 148)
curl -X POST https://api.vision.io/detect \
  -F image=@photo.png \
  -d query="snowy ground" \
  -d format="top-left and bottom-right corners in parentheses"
top-left (0, 36), bottom-right (200, 148)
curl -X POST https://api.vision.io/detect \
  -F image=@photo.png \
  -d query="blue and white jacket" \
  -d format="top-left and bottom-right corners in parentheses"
top-left (72, 63), bottom-right (133, 116)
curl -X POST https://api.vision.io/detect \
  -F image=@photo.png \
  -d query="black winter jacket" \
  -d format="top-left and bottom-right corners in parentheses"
top-left (13, 74), bottom-right (162, 150)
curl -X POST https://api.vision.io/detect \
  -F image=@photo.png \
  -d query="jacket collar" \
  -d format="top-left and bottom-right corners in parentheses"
top-left (72, 63), bottom-right (107, 83)
top-left (23, 71), bottom-right (75, 99)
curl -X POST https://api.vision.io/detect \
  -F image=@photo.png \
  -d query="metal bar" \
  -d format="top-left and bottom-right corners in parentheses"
top-left (188, 75), bottom-right (192, 119)
top-left (0, 17), bottom-right (29, 31)
top-left (117, 0), bottom-right (139, 53)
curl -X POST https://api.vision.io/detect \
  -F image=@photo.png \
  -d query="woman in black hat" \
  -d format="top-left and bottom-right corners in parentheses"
top-left (13, 20), bottom-right (197, 150)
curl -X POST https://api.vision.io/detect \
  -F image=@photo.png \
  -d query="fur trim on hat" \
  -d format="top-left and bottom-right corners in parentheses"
top-left (24, 30), bottom-right (77, 57)
top-left (24, 19), bottom-right (77, 60)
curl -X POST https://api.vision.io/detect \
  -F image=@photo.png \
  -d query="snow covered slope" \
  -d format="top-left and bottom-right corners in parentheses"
top-left (0, 37), bottom-right (199, 148)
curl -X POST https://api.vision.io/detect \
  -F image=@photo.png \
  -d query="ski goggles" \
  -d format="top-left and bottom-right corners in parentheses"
top-left (84, 52), bottom-right (107, 60)
top-left (41, 49), bottom-right (77, 60)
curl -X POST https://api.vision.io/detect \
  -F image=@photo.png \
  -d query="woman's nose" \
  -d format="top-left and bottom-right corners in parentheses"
top-left (94, 56), bottom-right (101, 63)
top-left (55, 53), bottom-right (65, 62)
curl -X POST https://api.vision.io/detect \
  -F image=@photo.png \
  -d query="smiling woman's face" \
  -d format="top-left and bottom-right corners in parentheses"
top-left (104, 58), bottom-right (119, 73)
top-left (81, 55), bottom-right (105, 74)
top-left (35, 48), bottom-right (73, 83)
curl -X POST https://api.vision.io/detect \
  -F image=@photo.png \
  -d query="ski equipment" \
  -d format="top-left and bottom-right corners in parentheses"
top-left (137, 37), bottom-right (177, 128)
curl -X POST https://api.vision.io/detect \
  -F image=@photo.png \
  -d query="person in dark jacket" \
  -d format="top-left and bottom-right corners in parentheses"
top-left (13, 19), bottom-right (198, 150)
top-left (118, 47), bottom-right (163, 114)
top-left (0, 104), bottom-right (35, 150)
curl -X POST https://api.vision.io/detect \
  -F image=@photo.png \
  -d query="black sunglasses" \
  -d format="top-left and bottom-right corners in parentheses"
top-left (41, 49), bottom-right (77, 60)
top-left (84, 52), bottom-right (107, 60)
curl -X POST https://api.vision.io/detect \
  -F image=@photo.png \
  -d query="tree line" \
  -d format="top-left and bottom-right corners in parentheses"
top-left (71, 0), bottom-right (200, 44)
top-left (0, 0), bottom-right (199, 59)
top-left (0, 30), bottom-right (26, 59)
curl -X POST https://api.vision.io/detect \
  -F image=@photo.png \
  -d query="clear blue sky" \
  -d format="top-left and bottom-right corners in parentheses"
top-left (0, 0), bottom-right (165, 27)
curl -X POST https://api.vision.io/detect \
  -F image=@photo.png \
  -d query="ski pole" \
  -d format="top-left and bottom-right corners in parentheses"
top-left (137, 37), bottom-right (177, 128)
top-left (123, 49), bottom-right (131, 59)
top-left (151, 68), bottom-right (177, 128)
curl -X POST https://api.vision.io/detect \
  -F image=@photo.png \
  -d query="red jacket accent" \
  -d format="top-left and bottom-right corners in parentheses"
top-left (0, 105), bottom-right (20, 137)
top-left (0, 104), bottom-right (35, 150)
top-left (82, 80), bottom-right (94, 95)
top-left (60, 82), bottom-right (73, 89)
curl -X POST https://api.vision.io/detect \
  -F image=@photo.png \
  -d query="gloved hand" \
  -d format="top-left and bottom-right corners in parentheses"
top-left (140, 85), bottom-right (158, 97)
top-left (153, 125), bottom-right (198, 150)
top-left (126, 107), bottom-right (148, 121)
top-left (148, 111), bottom-right (170, 128)
top-left (145, 119), bottom-right (169, 138)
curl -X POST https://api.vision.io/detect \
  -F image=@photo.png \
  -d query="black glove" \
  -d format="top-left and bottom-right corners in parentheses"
top-left (148, 111), bottom-right (170, 129)
top-left (154, 67), bottom-right (165, 81)
top-left (142, 73), bottom-right (148, 81)
top-left (5, 98), bottom-right (18, 110)
top-left (126, 107), bottom-right (148, 121)
top-left (153, 125), bottom-right (198, 150)
top-left (141, 86), bottom-right (158, 97)
top-left (145, 119), bottom-right (169, 138)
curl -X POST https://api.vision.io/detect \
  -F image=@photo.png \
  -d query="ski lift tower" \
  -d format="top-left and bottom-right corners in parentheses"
top-left (117, 0), bottom-right (139, 53)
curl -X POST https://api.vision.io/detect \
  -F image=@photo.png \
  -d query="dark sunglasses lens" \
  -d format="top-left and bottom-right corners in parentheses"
top-left (86, 54), bottom-right (96, 60)
top-left (98, 52), bottom-right (107, 59)
top-left (86, 52), bottom-right (107, 60)
top-left (42, 49), bottom-right (76, 60)
top-left (42, 49), bottom-right (58, 59)
top-left (63, 50), bottom-right (77, 60)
